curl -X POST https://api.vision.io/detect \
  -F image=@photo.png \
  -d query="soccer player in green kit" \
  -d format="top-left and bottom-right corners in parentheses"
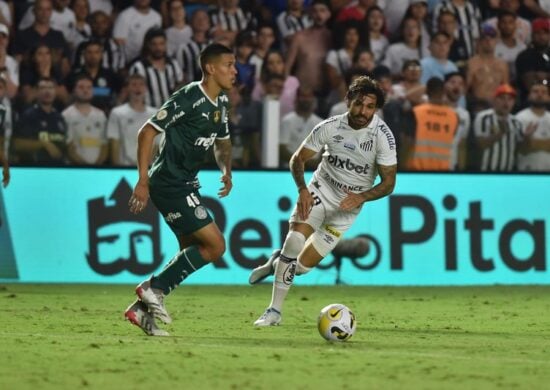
top-left (124, 43), bottom-right (236, 336)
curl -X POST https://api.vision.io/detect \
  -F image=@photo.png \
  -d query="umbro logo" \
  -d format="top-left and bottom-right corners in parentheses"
top-left (332, 135), bottom-right (344, 143)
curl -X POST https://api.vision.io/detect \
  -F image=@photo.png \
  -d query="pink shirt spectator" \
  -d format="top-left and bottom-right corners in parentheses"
top-left (252, 76), bottom-right (300, 118)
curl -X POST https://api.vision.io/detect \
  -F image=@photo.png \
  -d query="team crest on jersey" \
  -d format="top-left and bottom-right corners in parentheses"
top-left (332, 135), bottom-right (344, 143)
top-left (194, 206), bottom-right (208, 220)
top-left (156, 110), bottom-right (167, 120)
top-left (213, 110), bottom-right (221, 123)
top-left (360, 139), bottom-right (373, 152)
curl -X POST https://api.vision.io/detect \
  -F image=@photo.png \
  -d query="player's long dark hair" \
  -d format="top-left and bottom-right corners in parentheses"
top-left (346, 76), bottom-right (386, 108)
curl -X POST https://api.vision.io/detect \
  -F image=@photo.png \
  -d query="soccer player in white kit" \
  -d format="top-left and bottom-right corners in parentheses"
top-left (251, 76), bottom-right (398, 326)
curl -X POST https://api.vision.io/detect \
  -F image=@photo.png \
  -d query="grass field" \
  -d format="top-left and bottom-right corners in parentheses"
top-left (0, 284), bottom-right (549, 390)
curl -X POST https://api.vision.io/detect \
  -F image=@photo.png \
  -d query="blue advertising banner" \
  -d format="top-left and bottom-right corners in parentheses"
top-left (1, 168), bottom-right (548, 285)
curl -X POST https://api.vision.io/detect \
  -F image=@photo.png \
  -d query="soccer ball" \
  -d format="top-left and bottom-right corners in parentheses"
top-left (317, 303), bottom-right (356, 342)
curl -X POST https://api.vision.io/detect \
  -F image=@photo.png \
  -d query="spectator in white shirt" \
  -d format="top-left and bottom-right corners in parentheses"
top-left (164, 0), bottom-right (192, 58)
top-left (113, 0), bottom-right (162, 63)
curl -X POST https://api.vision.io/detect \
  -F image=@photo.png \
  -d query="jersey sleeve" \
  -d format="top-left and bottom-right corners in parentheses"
top-left (148, 91), bottom-right (188, 133)
top-left (375, 124), bottom-right (398, 166)
top-left (302, 121), bottom-right (330, 153)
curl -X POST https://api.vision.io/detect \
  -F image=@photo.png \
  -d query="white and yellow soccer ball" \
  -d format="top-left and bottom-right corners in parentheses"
top-left (317, 303), bottom-right (356, 342)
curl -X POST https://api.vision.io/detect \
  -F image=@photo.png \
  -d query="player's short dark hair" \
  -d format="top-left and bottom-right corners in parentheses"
top-left (426, 77), bottom-right (445, 97)
top-left (346, 75), bottom-right (386, 108)
top-left (199, 43), bottom-right (234, 72)
top-left (444, 71), bottom-right (464, 83)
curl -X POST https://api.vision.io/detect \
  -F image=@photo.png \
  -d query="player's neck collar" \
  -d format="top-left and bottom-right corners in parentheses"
top-left (198, 82), bottom-right (219, 107)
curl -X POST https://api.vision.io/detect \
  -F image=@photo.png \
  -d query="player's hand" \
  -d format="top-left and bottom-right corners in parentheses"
top-left (218, 174), bottom-right (232, 198)
top-left (129, 180), bottom-right (149, 214)
top-left (339, 189), bottom-right (365, 211)
top-left (297, 188), bottom-right (314, 220)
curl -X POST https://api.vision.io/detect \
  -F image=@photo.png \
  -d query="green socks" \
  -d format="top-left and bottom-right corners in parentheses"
top-left (151, 246), bottom-right (209, 294)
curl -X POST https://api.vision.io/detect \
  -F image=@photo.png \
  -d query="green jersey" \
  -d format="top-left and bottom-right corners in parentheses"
top-left (148, 81), bottom-right (230, 195)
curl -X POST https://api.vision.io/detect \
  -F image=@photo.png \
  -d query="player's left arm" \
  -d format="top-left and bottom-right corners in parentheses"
top-left (214, 138), bottom-right (233, 198)
top-left (339, 164), bottom-right (397, 211)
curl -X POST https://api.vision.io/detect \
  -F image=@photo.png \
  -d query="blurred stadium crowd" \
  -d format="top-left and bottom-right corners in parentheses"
top-left (1, 0), bottom-right (550, 172)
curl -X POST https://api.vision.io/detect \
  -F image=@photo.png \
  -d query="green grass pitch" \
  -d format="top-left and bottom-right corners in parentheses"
top-left (0, 284), bottom-right (549, 390)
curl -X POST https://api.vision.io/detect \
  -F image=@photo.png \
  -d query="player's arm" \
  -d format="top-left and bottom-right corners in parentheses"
top-left (290, 145), bottom-right (318, 220)
top-left (67, 141), bottom-right (86, 165)
top-left (339, 164), bottom-right (397, 211)
top-left (213, 138), bottom-right (233, 198)
top-left (129, 123), bottom-right (160, 214)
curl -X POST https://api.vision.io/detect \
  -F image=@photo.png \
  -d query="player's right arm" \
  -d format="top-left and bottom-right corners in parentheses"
top-left (290, 145), bottom-right (317, 220)
top-left (129, 123), bottom-right (160, 214)
top-left (0, 136), bottom-right (8, 188)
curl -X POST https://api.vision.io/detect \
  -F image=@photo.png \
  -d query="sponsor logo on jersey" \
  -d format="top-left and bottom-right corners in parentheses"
top-left (173, 101), bottom-right (180, 110)
top-left (324, 224), bottom-right (342, 238)
top-left (194, 206), bottom-right (208, 220)
top-left (344, 142), bottom-right (356, 151)
top-left (193, 97), bottom-right (206, 109)
top-left (332, 135), bottom-right (344, 143)
top-left (213, 110), bottom-right (221, 123)
top-left (201, 112), bottom-right (210, 121)
top-left (379, 124), bottom-right (396, 150)
top-left (323, 172), bottom-right (365, 192)
top-left (165, 212), bottom-right (182, 223)
top-left (219, 95), bottom-right (229, 103)
top-left (167, 110), bottom-right (185, 126)
top-left (327, 155), bottom-right (370, 174)
top-left (221, 107), bottom-right (228, 123)
top-left (194, 132), bottom-right (218, 149)
top-left (360, 139), bottom-right (373, 152)
top-left (156, 109), bottom-right (167, 120)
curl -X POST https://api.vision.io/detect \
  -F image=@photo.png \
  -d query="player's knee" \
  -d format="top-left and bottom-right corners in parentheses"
top-left (200, 239), bottom-right (226, 260)
top-left (311, 231), bottom-right (339, 258)
top-left (281, 230), bottom-right (306, 259)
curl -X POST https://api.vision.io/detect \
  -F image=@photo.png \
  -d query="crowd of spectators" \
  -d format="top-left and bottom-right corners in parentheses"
top-left (1, 0), bottom-right (550, 172)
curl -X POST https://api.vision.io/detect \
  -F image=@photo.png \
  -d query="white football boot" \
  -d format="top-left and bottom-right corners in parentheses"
top-left (135, 279), bottom-right (173, 324)
top-left (249, 249), bottom-right (281, 284)
top-left (124, 300), bottom-right (169, 337)
top-left (253, 307), bottom-right (282, 326)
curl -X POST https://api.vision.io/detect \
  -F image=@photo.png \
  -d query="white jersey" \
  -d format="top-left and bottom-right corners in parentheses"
top-left (515, 108), bottom-right (550, 171)
top-left (107, 103), bottom-right (157, 166)
top-left (63, 105), bottom-right (107, 164)
top-left (303, 113), bottom-right (397, 208)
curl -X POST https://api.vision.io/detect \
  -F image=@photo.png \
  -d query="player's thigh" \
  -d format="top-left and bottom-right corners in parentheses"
top-left (150, 188), bottom-right (213, 237)
top-left (289, 185), bottom-right (326, 233)
top-left (309, 209), bottom-right (358, 262)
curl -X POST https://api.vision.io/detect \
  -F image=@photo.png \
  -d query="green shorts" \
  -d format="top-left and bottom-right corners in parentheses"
top-left (150, 188), bottom-right (213, 236)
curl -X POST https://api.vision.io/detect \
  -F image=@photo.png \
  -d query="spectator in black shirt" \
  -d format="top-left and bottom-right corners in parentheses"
top-left (515, 18), bottom-right (550, 104)
top-left (67, 39), bottom-right (122, 112)
top-left (12, 0), bottom-right (71, 76)
top-left (19, 44), bottom-right (69, 109)
top-left (73, 10), bottom-right (126, 75)
top-left (13, 77), bottom-right (68, 165)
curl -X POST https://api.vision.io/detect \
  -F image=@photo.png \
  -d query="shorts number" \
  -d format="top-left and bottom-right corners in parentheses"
top-left (186, 193), bottom-right (200, 208)
top-left (311, 192), bottom-right (322, 206)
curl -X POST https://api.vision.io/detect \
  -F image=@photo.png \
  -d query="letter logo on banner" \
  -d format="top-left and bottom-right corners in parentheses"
top-left (86, 179), bottom-right (164, 275)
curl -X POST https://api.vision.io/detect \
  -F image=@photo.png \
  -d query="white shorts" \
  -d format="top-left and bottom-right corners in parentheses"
top-left (289, 181), bottom-right (360, 256)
